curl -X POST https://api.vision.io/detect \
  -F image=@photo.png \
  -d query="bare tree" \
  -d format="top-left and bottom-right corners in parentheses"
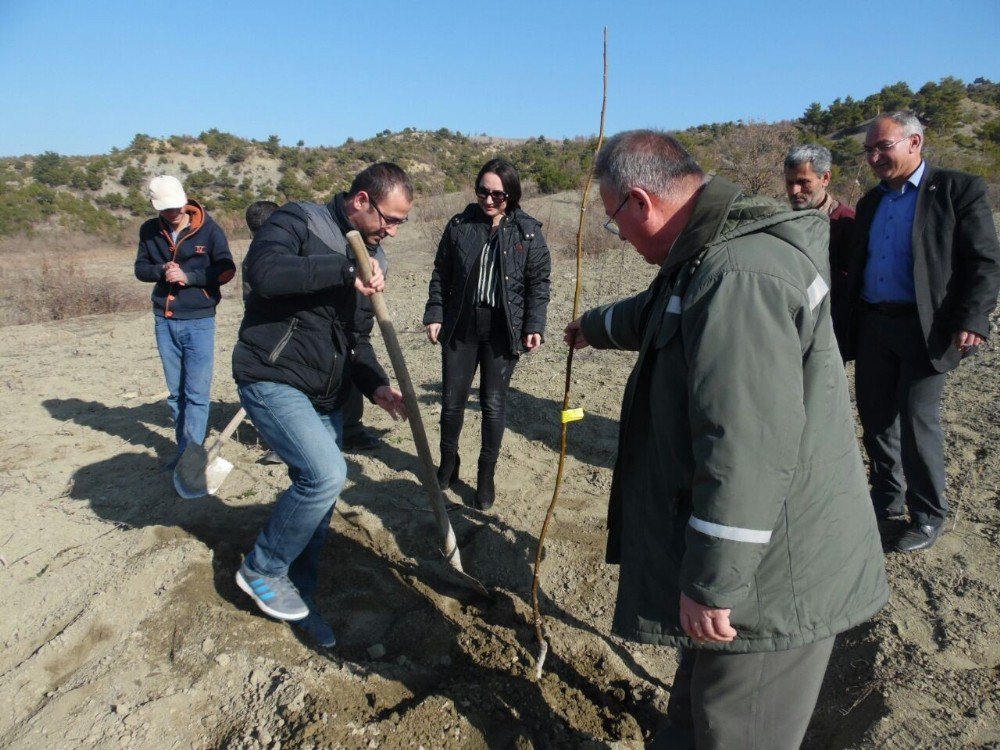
top-left (714, 121), bottom-right (799, 199)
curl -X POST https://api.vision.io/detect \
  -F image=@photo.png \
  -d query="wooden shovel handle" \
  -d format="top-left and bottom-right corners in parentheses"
top-left (346, 231), bottom-right (458, 557)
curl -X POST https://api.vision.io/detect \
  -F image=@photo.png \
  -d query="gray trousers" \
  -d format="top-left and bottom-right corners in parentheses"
top-left (656, 636), bottom-right (835, 750)
top-left (854, 309), bottom-right (948, 525)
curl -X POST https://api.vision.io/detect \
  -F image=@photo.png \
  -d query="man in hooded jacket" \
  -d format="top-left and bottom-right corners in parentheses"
top-left (565, 131), bottom-right (888, 749)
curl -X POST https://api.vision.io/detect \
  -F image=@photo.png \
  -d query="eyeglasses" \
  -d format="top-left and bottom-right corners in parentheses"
top-left (603, 194), bottom-right (630, 235)
top-left (475, 186), bottom-right (508, 203)
top-left (861, 137), bottom-right (909, 156)
top-left (369, 197), bottom-right (408, 227)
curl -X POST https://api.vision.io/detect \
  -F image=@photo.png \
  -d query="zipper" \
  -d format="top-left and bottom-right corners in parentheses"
top-left (268, 318), bottom-right (298, 363)
top-left (323, 346), bottom-right (341, 398)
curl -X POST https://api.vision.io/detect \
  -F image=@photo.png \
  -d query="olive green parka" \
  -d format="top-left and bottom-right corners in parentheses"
top-left (579, 177), bottom-right (888, 653)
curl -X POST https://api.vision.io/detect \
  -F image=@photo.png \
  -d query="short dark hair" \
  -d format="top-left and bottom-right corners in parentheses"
top-left (595, 130), bottom-right (703, 200)
top-left (245, 200), bottom-right (279, 235)
top-left (476, 158), bottom-right (522, 213)
top-left (347, 162), bottom-right (413, 203)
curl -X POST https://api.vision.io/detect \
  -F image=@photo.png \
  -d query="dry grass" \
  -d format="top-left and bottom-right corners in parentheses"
top-left (0, 231), bottom-right (149, 326)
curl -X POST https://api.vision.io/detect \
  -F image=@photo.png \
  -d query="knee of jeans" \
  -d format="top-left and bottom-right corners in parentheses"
top-left (299, 454), bottom-right (347, 498)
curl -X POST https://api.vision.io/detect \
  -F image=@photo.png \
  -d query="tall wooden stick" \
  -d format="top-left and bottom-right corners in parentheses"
top-left (531, 28), bottom-right (609, 680)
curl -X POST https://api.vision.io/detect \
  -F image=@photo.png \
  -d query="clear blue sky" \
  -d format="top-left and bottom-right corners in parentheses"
top-left (1, 0), bottom-right (997, 157)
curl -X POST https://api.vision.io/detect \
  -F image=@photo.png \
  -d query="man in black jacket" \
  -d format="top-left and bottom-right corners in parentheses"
top-left (232, 163), bottom-right (410, 646)
top-left (848, 111), bottom-right (1000, 552)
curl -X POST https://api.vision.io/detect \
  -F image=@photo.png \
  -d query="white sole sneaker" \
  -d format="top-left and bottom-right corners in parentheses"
top-left (236, 568), bottom-right (309, 621)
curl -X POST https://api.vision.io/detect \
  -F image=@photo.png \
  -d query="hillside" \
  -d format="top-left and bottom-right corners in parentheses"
top-left (2, 76), bottom-right (998, 246)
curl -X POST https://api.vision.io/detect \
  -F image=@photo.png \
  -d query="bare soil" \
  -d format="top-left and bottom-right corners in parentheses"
top-left (1, 196), bottom-right (998, 749)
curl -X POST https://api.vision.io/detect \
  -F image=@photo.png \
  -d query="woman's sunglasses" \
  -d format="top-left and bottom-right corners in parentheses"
top-left (476, 186), bottom-right (508, 203)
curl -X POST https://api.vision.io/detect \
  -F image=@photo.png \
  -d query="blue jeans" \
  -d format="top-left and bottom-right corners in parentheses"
top-left (238, 381), bottom-right (346, 600)
top-left (154, 315), bottom-right (216, 457)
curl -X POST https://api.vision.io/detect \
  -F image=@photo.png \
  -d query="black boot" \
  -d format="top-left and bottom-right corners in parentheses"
top-left (437, 451), bottom-right (460, 491)
top-left (475, 460), bottom-right (496, 510)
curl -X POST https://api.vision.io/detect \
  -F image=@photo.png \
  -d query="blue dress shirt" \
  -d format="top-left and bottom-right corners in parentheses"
top-left (861, 161), bottom-right (925, 303)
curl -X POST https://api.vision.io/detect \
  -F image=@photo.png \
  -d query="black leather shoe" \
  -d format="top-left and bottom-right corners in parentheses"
top-left (895, 522), bottom-right (943, 552)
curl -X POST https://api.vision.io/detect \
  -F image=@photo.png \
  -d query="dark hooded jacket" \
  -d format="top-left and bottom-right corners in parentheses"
top-left (134, 200), bottom-right (235, 319)
top-left (579, 177), bottom-right (888, 653)
top-left (232, 195), bottom-right (389, 410)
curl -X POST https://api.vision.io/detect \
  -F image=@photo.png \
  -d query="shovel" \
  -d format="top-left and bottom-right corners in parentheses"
top-left (347, 230), bottom-right (488, 597)
top-left (173, 407), bottom-right (246, 499)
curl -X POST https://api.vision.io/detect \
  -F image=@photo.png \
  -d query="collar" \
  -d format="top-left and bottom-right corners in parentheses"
top-left (659, 176), bottom-right (740, 276)
top-left (879, 160), bottom-right (925, 195)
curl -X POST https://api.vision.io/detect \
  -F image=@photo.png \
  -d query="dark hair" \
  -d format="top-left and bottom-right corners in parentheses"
top-left (475, 158), bottom-right (521, 213)
top-left (595, 130), bottom-right (703, 200)
top-left (347, 162), bottom-right (413, 203)
top-left (245, 200), bottom-right (279, 235)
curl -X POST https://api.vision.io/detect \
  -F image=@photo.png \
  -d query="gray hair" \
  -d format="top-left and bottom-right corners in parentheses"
top-left (875, 110), bottom-right (925, 140)
top-left (595, 129), bottom-right (704, 199)
top-left (784, 144), bottom-right (832, 175)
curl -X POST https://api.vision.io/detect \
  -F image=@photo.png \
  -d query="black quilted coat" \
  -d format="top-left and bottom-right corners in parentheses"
top-left (423, 204), bottom-right (551, 354)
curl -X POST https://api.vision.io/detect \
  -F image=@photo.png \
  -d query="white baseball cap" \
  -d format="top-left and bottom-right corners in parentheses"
top-left (148, 175), bottom-right (187, 211)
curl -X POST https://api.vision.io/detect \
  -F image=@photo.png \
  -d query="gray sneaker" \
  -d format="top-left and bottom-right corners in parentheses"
top-left (236, 561), bottom-right (309, 621)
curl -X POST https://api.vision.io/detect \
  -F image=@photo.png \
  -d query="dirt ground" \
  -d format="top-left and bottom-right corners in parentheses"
top-left (1, 195), bottom-right (998, 749)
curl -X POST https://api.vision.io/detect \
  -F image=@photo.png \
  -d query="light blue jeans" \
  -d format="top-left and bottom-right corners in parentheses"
top-left (154, 315), bottom-right (216, 458)
top-left (238, 381), bottom-right (346, 600)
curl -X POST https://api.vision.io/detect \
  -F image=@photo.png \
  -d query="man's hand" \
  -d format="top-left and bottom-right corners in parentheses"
top-left (373, 385), bottom-right (406, 421)
top-left (523, 332), bottom-right (542, 351)
top-left (354, 257), bottom-right (385, 297)
top-left (425, 323), bottom-right (442, 344)
top-left (164, 261), bottom-right (188, 286)
top-left (679, 593), bottom-right (737, 643)
top-left (563, 318), bottom-right (589, 350)
top-left (954, 330), bottom-right (984, 354)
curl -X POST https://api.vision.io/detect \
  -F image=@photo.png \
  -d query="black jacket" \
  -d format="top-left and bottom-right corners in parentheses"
top-left (232, 196), bottom-right (389, 410)
top-left (423, 205), bottom-right (550, 353)
top-left (134, 201), bottom-right (235, 319)
top-left (846, 164), bottom-right (1000, 371)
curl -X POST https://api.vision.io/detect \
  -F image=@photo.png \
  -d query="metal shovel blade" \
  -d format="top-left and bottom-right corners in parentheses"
top-left (172, 407), bottom-right (246, 499)
top-left (173, 442), bottom-right (234, 499)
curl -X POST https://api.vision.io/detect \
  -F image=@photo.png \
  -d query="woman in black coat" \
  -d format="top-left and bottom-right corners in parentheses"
top-left (423, 159), bottom-right (551, 509)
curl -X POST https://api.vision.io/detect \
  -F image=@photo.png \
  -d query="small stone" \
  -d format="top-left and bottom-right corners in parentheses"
top-left (113, 703), bottom-right (129, 716)
top-left (367, 643), bottom-right (386, 660)
top-left (256, 727), bottom-right (272, 745)
top-left (215, 653), bottom-right (231, 667)
top-left (202, 637), bottom-right (215, 654)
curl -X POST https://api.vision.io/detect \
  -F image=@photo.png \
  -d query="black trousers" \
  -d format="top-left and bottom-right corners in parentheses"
top-left (658, 637), bottom-right (835, 749)
top-left (854, 309), bottom-right (948, 525)
top-left (440, 306), bottom-right (517, 465)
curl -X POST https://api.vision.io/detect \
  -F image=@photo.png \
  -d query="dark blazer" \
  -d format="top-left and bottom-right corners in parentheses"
top-left (846, 163), bottom-right (1000, 372)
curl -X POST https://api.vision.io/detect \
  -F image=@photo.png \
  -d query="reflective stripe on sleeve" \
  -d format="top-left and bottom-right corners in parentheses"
top-left (689, 516), bottom-right (773, 544)
top-left (666, 295), bottom-right (682, 314)
top-left (806, 274), bottom-right (829, 312)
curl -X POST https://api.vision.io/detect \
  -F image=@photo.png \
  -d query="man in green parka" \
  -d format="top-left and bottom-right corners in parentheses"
top-left (564, 130), bottom-right (888, 749)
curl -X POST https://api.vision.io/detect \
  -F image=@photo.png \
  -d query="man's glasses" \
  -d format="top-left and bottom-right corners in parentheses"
top-left (603, 194), bottom-right (630, 235)
top-left (369, 197), bottom-right (408, 227)
top-left (476, 186), bottom-right (508, 203)
top-left (862, 137), bottom-right (909, 157)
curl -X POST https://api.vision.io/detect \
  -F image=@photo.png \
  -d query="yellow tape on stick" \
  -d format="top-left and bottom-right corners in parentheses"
top-left (561, 408), bottom-right (584, 423)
